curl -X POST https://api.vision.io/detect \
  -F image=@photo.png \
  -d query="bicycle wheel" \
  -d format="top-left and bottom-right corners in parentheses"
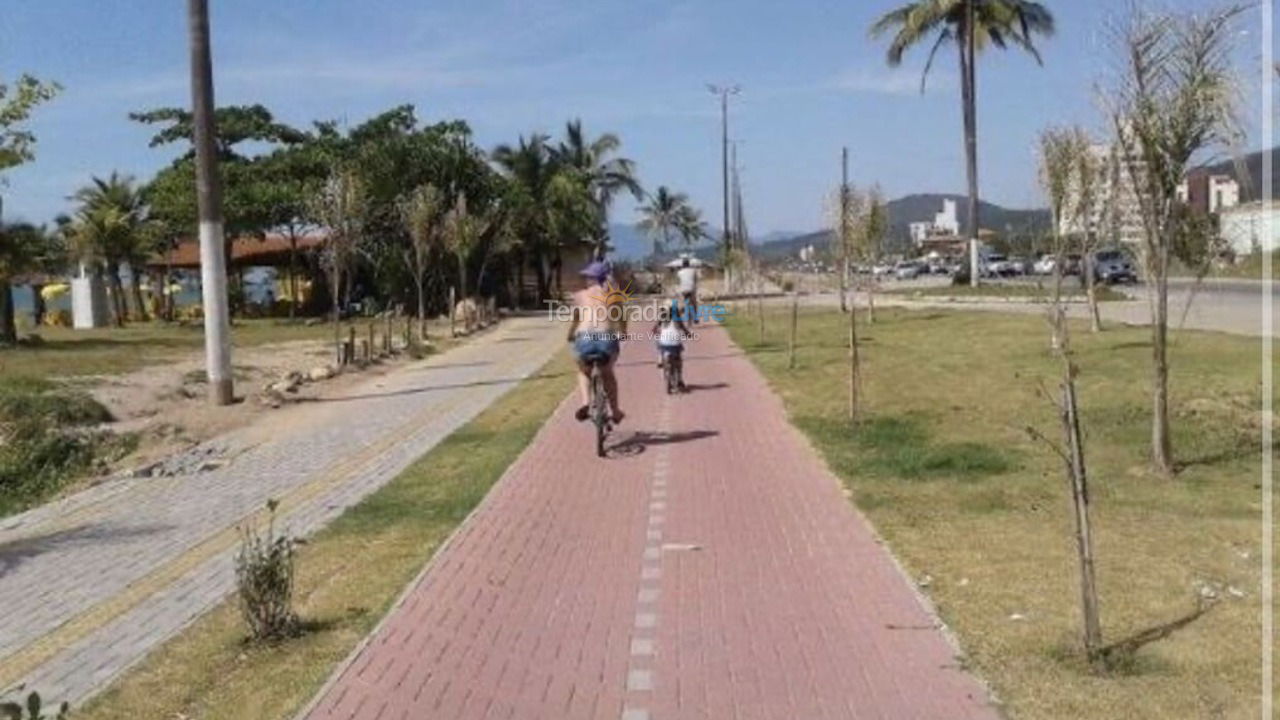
top-left (591, 365), bottom-right (607, 457)
top-left (664, 357), bottom-right (675, 394)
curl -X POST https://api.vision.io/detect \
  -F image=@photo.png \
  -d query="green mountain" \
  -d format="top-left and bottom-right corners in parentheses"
top-left (755, 193), bottom-right (1051, 259)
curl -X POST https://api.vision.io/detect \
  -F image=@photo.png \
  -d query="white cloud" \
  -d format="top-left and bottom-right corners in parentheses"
top-left (829, 66), bottom-right (954, 96)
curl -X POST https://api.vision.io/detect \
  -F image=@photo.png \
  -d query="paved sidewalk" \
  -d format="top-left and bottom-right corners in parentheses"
top-left (0, 316), bottom-right (563, 705)
top-left (303, 324), bottom-right (997, 720)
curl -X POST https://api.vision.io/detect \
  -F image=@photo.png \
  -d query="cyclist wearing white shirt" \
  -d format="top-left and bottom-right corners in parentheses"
top-left (652, 303), bottom-right (689, 391)
top-left (675, 257), bottom-right (698, 324)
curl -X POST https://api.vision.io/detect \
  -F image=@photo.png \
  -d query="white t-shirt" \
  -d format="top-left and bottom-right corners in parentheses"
top-left (658, 323), bottom-right (683, 346)
top-left (676, 267), bottom-right (698, 294)
top-left (665, 322), bottom-right (686, 345)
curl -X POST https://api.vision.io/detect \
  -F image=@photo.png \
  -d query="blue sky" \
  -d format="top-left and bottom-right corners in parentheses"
top-left (0, 0), bottom-right (1270, 234)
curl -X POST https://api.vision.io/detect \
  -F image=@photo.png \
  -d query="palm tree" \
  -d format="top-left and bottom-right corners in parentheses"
top-left (870, 0), bottom-right (1054, 285)
top-left (675, 205), bottom-right (709, 250)
top-left (493, 134), bottom-right (591, 301)
top-left (554, 119), bottom-right (643, 253)
top-left (636, 186), bottom-right (693, 257)
top-left (70, 172), bottom-right (152, 325)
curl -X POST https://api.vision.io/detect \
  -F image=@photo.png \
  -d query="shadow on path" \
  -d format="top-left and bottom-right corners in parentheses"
top-left (301, 372), bottom-right (568, 404)
top-left (0, 523), bottom-right (173, 579)
top-left (608, 429), bottom-right (720, 457)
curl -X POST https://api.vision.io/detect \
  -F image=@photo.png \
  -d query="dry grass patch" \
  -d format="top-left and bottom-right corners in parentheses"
top-left (728, 305), bottom-right (1271, 719)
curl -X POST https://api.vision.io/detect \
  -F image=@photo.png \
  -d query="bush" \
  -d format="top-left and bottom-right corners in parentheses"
top-left (0, 691), bottom-right (69, 719)
top-left (235, 499), bottom-right (298, 641)
top-left (0, 379), bottom-right (129, 516)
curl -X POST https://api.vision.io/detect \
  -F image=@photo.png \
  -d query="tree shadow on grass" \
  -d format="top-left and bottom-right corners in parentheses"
top-left (798, 413), bottom-right (1014, 482)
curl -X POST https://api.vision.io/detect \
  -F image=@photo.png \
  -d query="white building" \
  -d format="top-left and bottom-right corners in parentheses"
top-left (908, 221), bottom-right (932, 246)
top-left (1176, 174), bottom-right (1240, 214)
top-left (70, 264), bottom-right (110, 329)
top-left (1219, 202), bottom-right (1278, 256)
top-left (933, 199), bottom-right (960, 235)
top-left (1059, 142), bottom-right (1147, 247)
top-left (910, 199), bottom-right (962, 249)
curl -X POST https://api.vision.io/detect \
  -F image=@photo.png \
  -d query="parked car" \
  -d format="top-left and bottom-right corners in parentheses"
top-left (872, 263), bottom-right (895, 278)
top-left (1093, 249), bottom-right (1138, 284)
top-left (894, 261), bottom-right (923, 280)
top-left (982, 253), bottom-right (1012, 277)
top-left (1007, 256), bottom-right (1031, 275)
top-left (1033, 254), bottom-right (1056, 275)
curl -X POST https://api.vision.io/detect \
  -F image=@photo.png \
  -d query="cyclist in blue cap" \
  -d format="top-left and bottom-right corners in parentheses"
top-left (565, 259), bottom-right (626, 423)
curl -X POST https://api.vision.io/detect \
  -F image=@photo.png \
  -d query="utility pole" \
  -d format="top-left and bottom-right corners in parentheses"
top-left (188, 0), bottom-right (233, 405)
top-left (708, 83), bottom-right (739, 285)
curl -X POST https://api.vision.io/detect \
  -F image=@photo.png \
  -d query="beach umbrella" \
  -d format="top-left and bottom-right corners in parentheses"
top-left (40, 283), bottom-right (70, 300)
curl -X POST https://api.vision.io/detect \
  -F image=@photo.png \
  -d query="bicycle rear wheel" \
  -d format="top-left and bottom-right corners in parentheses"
top-left (591, 365), bottom-right (607, 457)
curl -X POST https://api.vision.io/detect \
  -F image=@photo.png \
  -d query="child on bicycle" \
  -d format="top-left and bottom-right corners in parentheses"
top-left (652, 302), bottom-right (689, 391)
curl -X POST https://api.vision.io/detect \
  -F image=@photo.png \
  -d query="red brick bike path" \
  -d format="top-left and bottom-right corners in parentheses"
top-left (302, 324), bottom-right (999, 720)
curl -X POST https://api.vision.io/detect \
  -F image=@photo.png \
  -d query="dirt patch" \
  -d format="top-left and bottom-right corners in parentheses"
top-left (70, 339), bottom-right (423, 474)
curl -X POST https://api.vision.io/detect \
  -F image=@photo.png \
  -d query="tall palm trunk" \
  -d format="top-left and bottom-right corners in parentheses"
top-left (130, 271), bottom-right (147, 321)
top-left (288, 234), bottom-right (299, 320)
top-left (0, 278), bottom-right (16, 345)
top-left (31, 283), bottom-right (46, 327)
top-left (331, 263), bottom-right (342, 366)
top-left (962, 0), bottom-right (981, 287)
top-left (415, 275), bottom-right (428, 341)
top-left (106, 261), bottom-right (126, 326)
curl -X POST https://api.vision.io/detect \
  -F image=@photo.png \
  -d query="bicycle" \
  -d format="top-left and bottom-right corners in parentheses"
top-left (661, 347), bottom-right (683, 394)
top-left (585, 356), bottom-right (613, 457)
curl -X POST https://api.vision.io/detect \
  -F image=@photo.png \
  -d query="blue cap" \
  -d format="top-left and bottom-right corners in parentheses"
top-left (580, 260), bottom-right (611, 281)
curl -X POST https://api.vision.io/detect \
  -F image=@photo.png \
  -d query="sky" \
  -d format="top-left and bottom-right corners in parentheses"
top-left (0, 0), bottom-right (1272, 235)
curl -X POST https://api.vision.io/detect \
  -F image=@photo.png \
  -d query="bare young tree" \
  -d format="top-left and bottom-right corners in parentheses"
top-left (1071, 140), bottom-right (1105, 332)
top-left (860, 186), bottom-right (887, 324)
top-left (1104, 2), bottom-right (1245, 474)
top-left (443, 193), bottom-right (491, 336)
top-left (397, 183), bottom-right (444, 342)
top-left (1036, 125), bottom-right (1103, 658)
top-left (310, 168), bottom-right (366, 366)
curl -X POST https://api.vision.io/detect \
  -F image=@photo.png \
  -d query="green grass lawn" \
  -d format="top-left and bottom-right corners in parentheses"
top-left (727, 305), bottom-right (1271, 719)
top-left (74, 350), bottom-right (575, 720)
top-left (0, 319), bottom-right (343, 379)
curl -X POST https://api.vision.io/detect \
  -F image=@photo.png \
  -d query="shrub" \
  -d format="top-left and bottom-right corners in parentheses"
top-left (235, 499), bottom-right (298, 641)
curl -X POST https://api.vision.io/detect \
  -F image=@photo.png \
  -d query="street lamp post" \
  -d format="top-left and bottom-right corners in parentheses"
top-left (188, 0), bottom-right (234, 405)
top-left (707, 83), bottom-right (739, 287)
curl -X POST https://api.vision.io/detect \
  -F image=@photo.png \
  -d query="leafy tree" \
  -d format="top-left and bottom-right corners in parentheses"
top-left (492, 134), bottom-right (562, 302)
top-left (0, 74), bottom-right (59, 344)
top-left (870, 0), bottom-right (1054, 285)
top-left (130, 105), bottom-right (308, 160)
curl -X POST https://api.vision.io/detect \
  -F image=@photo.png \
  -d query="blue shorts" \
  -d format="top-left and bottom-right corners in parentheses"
top-left (574, 332), bottom-right (620, 363)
